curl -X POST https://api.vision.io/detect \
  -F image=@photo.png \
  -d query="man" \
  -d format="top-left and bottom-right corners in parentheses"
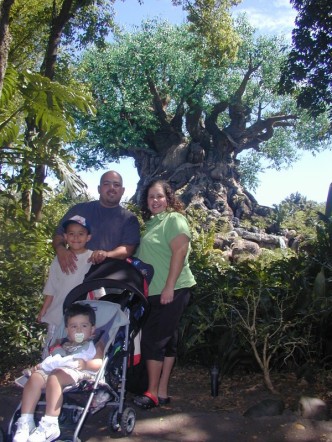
top-left (53, 170), bottom-right (140, 274)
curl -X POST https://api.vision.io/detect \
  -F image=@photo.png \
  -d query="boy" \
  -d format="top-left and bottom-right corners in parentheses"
top-left (38, 215), bottom-right (93, 355)
top-left (13, 303), bottom-right (104, 442)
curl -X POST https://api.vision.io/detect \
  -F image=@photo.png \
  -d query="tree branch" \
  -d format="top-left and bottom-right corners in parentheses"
top-left (146, 77), bottom-right (169, 126)
top-left (234, 114), bottom-right (298, 155)
top-left (42, 0), bottom-right (93, 79)
top-left (205, 101), bottom-right (228, 137)
top-left (233, 58), bottom-right (261, 103)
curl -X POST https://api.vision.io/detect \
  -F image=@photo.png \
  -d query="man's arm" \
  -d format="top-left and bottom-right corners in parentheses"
top-left (53, 234), bottom-right (78, 274)
top-left (89, 244), bottom-right (137, 264)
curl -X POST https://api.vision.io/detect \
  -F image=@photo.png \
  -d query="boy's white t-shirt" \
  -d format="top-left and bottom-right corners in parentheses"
top-left (42, 249), bottom-right (93, 326)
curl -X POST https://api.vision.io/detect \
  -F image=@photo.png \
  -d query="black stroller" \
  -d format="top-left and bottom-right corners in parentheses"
top-left (5, 258), bottom-right (150, 441)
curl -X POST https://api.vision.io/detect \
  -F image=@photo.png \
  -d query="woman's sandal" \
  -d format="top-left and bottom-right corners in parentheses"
top-left (158, 396), bottom-right (171, 405)
top-left (133, 391), bottom-right (159, 409)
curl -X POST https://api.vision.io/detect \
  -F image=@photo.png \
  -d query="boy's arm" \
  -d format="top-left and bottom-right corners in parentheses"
top-left (75, 342), bottom-right (104, 372)
top-left (37, 295), bottom-right (53, 322)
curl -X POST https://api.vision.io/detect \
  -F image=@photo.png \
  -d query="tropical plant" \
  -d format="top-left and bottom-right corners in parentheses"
top-left (0, 189), bottom-right (80, 373)
top-left (0, 0), bottom-right (114, 221)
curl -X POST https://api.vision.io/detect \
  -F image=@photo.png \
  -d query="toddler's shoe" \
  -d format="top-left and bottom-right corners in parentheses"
top-left (13, 417), bottom-right (35, 442)
top-left (27, 417), bottom-right (60, 442)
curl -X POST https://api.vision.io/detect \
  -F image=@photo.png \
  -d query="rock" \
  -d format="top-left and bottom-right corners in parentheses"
top-left (243, 398), bottom-right (285, 418)
top-left (234, 228), bottom-right (286, 249)
top-left (232, 216), bottom-right (240, 228)
top-left (232, 239), bottom-right (261, 262)
top-left (298, 396), bottom-right (329, 420)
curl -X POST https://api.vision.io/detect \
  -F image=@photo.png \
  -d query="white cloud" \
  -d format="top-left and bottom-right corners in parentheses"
top-left (234, 0), bottom-right (296, 37)
top-left (273, 0), bottom-right (292, 8)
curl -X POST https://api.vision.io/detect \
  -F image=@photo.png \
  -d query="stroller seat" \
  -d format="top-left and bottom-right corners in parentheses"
top-left (6, 258), bottom-right (150, 441)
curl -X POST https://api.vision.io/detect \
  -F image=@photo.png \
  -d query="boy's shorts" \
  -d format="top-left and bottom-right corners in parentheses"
top-left (35, 367), bottom-right (96, 384)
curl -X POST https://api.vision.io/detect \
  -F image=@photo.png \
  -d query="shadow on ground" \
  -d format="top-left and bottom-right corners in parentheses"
top-left (1, 366), bottom-right (332, 441)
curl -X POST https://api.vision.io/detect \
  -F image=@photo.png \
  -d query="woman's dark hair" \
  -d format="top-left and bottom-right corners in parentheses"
top-left (64, 303), bottom-right (96, 327)
top-left (140, 178), bottom-right (184, 221)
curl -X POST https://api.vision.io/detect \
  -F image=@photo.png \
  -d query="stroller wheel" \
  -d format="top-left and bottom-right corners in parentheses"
top-left (120, 407), bottom-right (136, 436)
top-left (70, 409), bottom-right (82, 424)
top-left (108, 407), bottom-right (120, 433)
top-left (58, 409), bottom-right (67, 424)
top-left (0, 427), bottom-right (5, 442)
top-left (8, 408), bottom-right (22, 442)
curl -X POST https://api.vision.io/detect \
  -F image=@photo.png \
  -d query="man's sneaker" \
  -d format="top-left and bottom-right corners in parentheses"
top-left (13, 417), bottom-right (35, 442)
top-left (27, 417), bottom-right (60, 442)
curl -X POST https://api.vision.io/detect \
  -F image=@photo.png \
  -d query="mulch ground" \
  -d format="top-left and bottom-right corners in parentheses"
top-left (2, 365), bottom-right (332, 442)
top-left (164, 365), bottom-right (332, 414)
top-left (2, 364), bottom-right (332, 414)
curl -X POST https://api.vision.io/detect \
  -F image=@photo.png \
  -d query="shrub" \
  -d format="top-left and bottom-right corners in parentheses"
top-left (0, 191), bottom-right (76, 374)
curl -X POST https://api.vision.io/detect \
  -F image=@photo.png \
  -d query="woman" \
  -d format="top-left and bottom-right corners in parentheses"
top-left (133, 179), bottom-right (196, 409)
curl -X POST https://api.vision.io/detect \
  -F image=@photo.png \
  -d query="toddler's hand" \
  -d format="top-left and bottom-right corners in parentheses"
top-left (75, 359), bottom-right (86, 370)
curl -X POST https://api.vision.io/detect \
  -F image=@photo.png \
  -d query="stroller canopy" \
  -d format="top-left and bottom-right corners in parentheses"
top-left (63, 258), bottom-right (149, 311)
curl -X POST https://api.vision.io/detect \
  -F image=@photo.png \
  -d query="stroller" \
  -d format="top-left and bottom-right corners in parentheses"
top-left (5, 258), bottom-right (150, 441)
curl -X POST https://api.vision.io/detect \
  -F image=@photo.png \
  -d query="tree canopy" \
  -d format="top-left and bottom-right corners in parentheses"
top-left (73, 17), bottom-right (330, 216)
top-left (279, 0), bottom-right (332, 121)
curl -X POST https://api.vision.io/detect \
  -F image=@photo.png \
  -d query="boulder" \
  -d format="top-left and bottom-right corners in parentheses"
top-left (231, 239), bottom-right (261, 262)
top-left (298, 396), bottom-right (329, 420)
top-left (243, 398), bottom-right (285, 418)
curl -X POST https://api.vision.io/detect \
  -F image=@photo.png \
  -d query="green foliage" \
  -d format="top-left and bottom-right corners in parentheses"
top-left (74, 17), bottom-right (330, 183)
top-left (270, 193), bottom-right (324, 235)
top-left (279, 0), bottom-right (332, 119)
top-left (185, 0), bottom-right (241, 67)
top-left (0, 190), bottom-right (75, 374)
top-left (178, 208), bottom-right (231, 365)
top-left (0, 212), bottom-right (51, 372)
top-left (8, 0), bottom-right (115, 69)
top-left (74, 20), bottom-right (199, 159)
top-left (0, 64), bottom-right (95, 162)
top-left (0, 0), bottom-right (114, 220)
top-left (179, 200), bottom-right (332, 381)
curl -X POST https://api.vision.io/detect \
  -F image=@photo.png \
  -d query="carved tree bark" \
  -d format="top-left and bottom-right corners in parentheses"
top-left (131, 62), bottom-right (297, 220)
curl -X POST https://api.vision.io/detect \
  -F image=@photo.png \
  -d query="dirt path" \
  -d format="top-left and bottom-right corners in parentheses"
top-left (1, 366), bottom-right (332, 441)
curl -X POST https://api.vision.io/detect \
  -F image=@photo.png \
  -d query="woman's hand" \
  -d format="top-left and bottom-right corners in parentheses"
top-left (161, 233), bottom-right (190, 305)
top-left (89, 250), bottom-right (107, 264)
top-left (160, 286), bottom-right (174, 304)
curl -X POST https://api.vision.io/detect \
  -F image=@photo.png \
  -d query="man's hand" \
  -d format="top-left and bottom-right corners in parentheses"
top-left (56, 246), bottom-right (78, 274)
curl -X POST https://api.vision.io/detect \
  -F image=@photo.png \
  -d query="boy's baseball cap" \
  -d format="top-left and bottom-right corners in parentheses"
top-left (62, 215), bottom-right (91, 234)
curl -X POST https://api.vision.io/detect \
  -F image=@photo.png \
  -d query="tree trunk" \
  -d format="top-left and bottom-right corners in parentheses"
top-left (132, 142), bottom-right (261, 221)
top-left (23, 0), bottom-right (82, 220)
top-left (31, 164), bottom-right (46, 222)
top-left (0, 0), bottom-right (15, 97)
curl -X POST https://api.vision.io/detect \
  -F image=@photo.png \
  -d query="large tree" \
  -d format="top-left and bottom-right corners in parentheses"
top-left (1, 0), bottom-right (241, 220)
top-left (74, 18), bottom-right (330, 219)
top-left (279, 0), bottom-right (332, 121)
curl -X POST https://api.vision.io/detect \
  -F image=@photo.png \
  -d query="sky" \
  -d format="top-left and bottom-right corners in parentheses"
top-left (79, 0), bottom-right (331, 207)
